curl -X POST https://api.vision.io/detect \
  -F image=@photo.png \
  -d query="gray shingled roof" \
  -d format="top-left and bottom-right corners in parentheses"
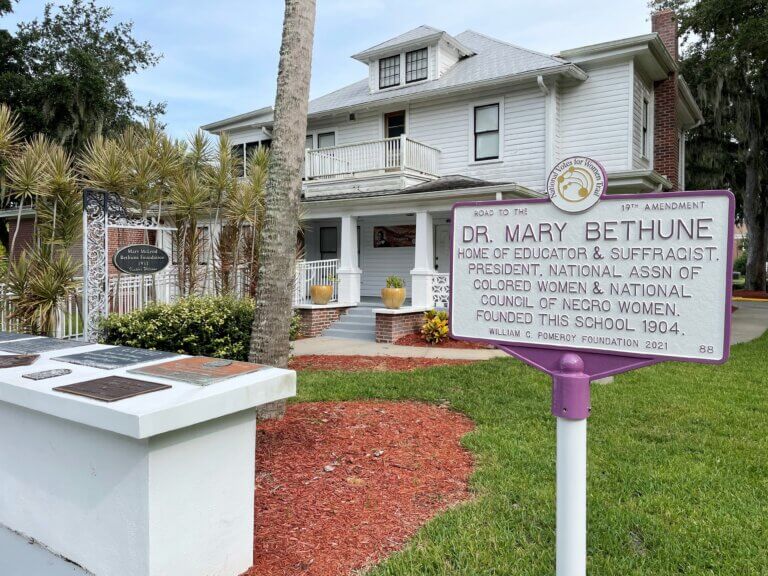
top-left (403, 175), bottom-right (504, 193)
top-left (309, 30), bottom-right (569, 115)
top-left (352, 25), bottom-right (447, 60)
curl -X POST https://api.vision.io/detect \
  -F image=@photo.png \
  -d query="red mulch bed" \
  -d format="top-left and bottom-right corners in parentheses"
top-left (394, 332), bottom-right (493, 350)
top-left (288, 354), bottom-right (472, 372)
top-left (245, 401), bottom-right (475, 576)
top-left (733, 290), bottom-right (768, 300)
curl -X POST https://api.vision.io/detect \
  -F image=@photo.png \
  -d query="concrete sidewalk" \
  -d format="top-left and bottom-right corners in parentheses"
top-left (731, 300), bottom-right (768, 344)
top-left (292, 337), bottom-right (506, 360)
top-left (292, 300), bottom-right (768, 359)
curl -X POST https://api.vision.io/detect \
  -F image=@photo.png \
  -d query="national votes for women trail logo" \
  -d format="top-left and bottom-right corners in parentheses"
top-left (546, 156), bottom-right (607, 213)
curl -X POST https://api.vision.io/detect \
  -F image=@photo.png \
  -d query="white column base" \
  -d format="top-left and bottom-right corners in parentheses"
top-left (410, 269), bottom-right (434, 309)
top-left (0, 403), bottom-right (256, 576)
top-left (337, 268), bottom-right (361, 304)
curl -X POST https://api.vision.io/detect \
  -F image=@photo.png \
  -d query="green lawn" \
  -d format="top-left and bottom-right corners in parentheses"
top-left (295, 332), bottom-right (768, 575)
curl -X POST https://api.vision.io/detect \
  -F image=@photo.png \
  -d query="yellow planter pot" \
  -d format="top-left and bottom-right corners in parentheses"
top-left (310, 285), bottom-right (333, 305)
top-left (381, 287), bottom-right (406, 309)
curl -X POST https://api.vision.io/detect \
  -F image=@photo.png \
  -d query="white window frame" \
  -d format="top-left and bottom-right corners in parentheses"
top-left (405, 47), bottom-right (429, 84)
top-left (374, 46), bottom-right (432, 93)
top-left (379, 108), bottom-right (409, 140)
top-left (305, 128), bottom-right (338, 149)
top-left (378, 54), bottom-right (402, 90)
top-left (641, 97), bottom-right (650, 159)
top-left (468, 98), bottom-right (504, 165)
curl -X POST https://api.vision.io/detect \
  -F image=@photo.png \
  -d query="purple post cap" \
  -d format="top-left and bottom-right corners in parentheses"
top-left (558, 353), bottom-right (584, 374)
top-left (552, 353), bottom-right (591, 420)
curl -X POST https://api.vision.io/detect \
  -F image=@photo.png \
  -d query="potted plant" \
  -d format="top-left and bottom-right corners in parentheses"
top-left (310, 274), bottom-right (336, 305)
top-left (381, 275), bottom-right (406, 309)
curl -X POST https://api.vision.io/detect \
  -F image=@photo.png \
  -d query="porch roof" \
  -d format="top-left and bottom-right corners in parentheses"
top-left (301, 175), bottom-right (513, 202)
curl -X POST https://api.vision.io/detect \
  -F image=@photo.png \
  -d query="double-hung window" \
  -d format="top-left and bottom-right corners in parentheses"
top-left (405, 48), bottom-right (428, 83)
top-left (379, 55), bottom-right (400, 89)
top-left (474, 104), bottom-right (500, 161)
top-left (642, 98), bottom-right (650, 158)
top-left (317, 132), bottom-right (336, 149)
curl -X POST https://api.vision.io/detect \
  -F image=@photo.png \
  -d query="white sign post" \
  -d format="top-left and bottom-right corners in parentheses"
top-left (450, 162), bottom-right (734, 575)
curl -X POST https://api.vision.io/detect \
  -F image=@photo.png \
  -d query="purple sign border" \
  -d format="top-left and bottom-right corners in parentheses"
top-left (448, 189), bottom-right (736, 374)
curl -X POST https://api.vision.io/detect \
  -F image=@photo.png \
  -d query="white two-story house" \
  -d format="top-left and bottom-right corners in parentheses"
top-left (203, 11), bottom-right (702, 340)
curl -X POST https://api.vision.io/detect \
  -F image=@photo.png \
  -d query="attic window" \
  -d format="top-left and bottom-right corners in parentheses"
top-left (405, 48), bottom-right (428, 83)
top-left (379, 55), bottom-right (400, 89)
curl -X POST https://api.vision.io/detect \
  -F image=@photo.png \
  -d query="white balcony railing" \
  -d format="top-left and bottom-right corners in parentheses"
top-left (293, 259), bottom-right (339, 305)
top-left (305, 135), bottom-right (440, 181)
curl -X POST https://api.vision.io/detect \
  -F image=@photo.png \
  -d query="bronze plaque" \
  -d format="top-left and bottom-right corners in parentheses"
top-left (129, 356), bottom-right (265, 386)
top-left (54, 346), bottom-right (177, 370)
top-left (53, 376), bottom-right (171, 402)
top-left (0, 337), bottom-right (90, 354)
top-left (0, 354), bottom-right (39, 368)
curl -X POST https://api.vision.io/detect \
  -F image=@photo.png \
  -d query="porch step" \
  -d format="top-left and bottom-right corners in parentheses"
top-left (321, 304), bottom-right (377, 341)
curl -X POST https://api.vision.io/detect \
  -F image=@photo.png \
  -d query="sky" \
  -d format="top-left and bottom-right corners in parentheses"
top-left (2, 0), bottom-right (655, 140)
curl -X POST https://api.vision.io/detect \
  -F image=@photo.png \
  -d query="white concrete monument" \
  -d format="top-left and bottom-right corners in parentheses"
top-left (0, 335), bottom-right (295, 576)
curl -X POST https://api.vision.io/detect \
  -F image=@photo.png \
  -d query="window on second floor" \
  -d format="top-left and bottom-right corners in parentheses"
top-left (642, 98), bottom-right (650, 158)
top-left (405, 48), bottom-right (428, 83)
top-left (317, 132), bottom-right (336, 149)
top-left (379, 55), bottom-right (401, 89)
top-left (474, 103), bottom-right (500, 161)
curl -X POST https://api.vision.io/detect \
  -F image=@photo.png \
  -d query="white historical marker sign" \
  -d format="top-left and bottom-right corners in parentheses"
top-left (450, 190), bottom-right (734, 363)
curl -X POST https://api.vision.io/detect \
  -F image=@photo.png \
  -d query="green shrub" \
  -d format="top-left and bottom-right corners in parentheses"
top-left (421, 309), bottom-right (449, 344)
top-left (100, 296), bottom-right (257, 361)
top-left (289, 311), bottom-right (302, 340)
top-left (424, 309), bottom-right (448, 322)
top-left (385, 275), bottom-right (404, 289)
top-left (733, 251), bottom-right (747, 276)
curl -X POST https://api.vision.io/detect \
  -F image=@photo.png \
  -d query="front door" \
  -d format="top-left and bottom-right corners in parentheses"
top-left (384, 111), bottom-right (406, 169)
top-left (434, 224), bottom-right (450, 272)
top-left (385, 111), bottom-right (406, 138)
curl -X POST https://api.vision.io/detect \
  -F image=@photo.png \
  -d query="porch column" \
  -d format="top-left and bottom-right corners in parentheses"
top-left (410, 211), bottom-right (434, 308)
top-left (337, 215), bottom-right (361, 304)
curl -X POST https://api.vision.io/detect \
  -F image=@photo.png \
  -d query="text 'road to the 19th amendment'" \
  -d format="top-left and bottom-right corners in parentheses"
top-left (450, 194), bottom-right (733, 361)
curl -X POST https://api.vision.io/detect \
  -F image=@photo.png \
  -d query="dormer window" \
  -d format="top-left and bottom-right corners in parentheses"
top-left (405, 48), bottom-right (428, 83)
top-left (379, 55), bottom-right (401, 89)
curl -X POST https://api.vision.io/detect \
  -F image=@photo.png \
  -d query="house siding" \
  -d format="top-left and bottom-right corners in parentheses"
top-left (408, 84), bottom-right (546, 191)
top-left (359, 215), bottom-right (415, 298)
top-left (559, 61), bottom-right (632, 171)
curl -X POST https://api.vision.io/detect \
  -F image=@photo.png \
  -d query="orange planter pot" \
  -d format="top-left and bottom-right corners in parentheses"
top-left (381, 287), bottom-right (406, 309)
top-left (310, 285), bottom-right (333, 305)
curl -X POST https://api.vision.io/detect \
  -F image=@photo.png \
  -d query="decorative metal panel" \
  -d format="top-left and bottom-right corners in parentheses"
top-left (54, 346), bottom-right (177, 370)
top-left (129, 356), bottom-right (265, 386)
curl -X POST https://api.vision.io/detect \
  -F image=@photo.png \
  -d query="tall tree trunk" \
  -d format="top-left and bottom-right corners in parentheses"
top-left (249, 0), bottom-right (315, 368)
top-left (743, 137), bottom-right (767, 291)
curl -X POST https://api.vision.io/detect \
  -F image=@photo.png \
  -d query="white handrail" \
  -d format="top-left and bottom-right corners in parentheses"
top-left (293, 259), bottom-right (339, 305)
top-left (305, 137), bottom-right (440, 180)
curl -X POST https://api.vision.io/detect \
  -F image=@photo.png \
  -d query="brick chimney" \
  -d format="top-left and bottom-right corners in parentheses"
top-left (652, 9), bottom-right (679, 189)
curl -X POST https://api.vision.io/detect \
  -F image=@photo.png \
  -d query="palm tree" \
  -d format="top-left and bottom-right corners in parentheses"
top-left (169, 171), bottom-right (210, 296)
top-left (204, 133), bottom-right (239, 294)
top-left (79, 135), bottom-right (129, 195)
top-left (249, 0), bottom-right (316, 369)
top-left (5, 136), bottom-right (47, 257)
top-left (0, 104), bottom-right (22, 201)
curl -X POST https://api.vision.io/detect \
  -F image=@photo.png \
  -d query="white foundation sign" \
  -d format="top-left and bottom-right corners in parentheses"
top-left (450, 190), bottom-right (734, 362)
